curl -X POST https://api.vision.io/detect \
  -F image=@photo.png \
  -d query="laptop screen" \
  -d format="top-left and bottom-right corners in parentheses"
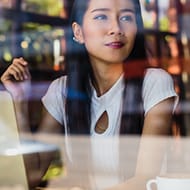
top-left (0, 90), bottom-right (29, 190)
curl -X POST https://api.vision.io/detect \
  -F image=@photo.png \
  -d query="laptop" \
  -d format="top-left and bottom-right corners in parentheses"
top-left (0, 90), bottom-right (29, 189)
top-left (0, 90), bottom-right (60, 190)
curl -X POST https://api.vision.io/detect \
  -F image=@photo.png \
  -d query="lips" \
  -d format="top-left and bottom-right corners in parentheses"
top-left (105, 41), bottom-right (124, 49)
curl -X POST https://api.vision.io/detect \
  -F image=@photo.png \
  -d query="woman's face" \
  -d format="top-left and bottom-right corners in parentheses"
top-left (72, 0), bottom-right (137, 64)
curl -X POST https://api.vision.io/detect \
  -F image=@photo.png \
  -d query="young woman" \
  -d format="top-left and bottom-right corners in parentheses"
top-left (1, 0), bottom-right (178, 189)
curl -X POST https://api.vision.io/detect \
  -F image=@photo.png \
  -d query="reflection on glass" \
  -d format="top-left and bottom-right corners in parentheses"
top-left (141, 0), bottom-right (178, 32)
top-left (22, 0), bottom-right (64, 17)
top-left (0, 17), bottom-right (65, 71)
top-left (0, 0), bottom-right (12, 8)
top-left (20, 24), bottom-right (64, 70)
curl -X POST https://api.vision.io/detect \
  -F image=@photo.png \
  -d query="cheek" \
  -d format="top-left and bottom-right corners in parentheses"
top-left (127, 25), bottom-right (137, 43)
top-left (82, 25), bottom-right (103, 44)
top-left (129, 23), bottom-right (137, 35)
top-left (82, 25), bottom-right (93, 41)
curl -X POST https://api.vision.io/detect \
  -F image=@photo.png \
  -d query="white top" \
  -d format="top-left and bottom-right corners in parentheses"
top-left (42, 68), bottom-right (178, 189)
top-left (42, 68), bottom-right (178, 135)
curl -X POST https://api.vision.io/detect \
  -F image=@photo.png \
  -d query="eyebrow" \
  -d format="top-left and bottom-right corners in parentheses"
top-left (91, 8), bottom-right (135, 14)
top-left (120, 8), bottom-right (135, 13)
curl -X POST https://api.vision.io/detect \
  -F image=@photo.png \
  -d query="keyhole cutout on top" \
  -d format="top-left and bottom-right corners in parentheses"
top-left (95, 111), bottom-right (109, 134)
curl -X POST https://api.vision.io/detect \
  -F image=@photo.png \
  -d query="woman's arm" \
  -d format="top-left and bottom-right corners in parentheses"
top-left (135, 97), bottom-right (174, 177)
top-left (1, 57), bottom-right (63, 133)
top-left (142, 97), bottom-right (174, 135)
top-left (38, 106), bottom-right (63, 134)
top-left (1, 58), bottom-right (31, 132)
top-left (1, 58), bottom-right (63, 189)
top-left (106, 97), bottom-right (175, 190)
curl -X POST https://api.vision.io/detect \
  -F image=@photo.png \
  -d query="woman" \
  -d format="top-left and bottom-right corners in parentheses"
top-left (1, 0), bottom-right (178, 189)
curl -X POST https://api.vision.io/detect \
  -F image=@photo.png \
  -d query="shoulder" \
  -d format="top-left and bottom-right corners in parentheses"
top-left (144, 68), bottom-right (173, 81)
top-left (42, 75), bottom-right (67, 106)
top-left (50, 75), bottom-right (67, 87)
top-left (41, 75), bottom-right (67, 125)
top-left (143, 68), bottom-right (174, 89)
top-left (142, 68), bottom-right (177, 115)
top-left (48, 76), bottom-right (67, 94)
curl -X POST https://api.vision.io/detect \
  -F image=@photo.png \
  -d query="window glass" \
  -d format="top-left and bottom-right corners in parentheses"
top-left (0, 18), bottom-right (13, 66)
top-left (0, 0), bottom-right (12, 8)
top-left (21, 23), bottom-right (65, 70)
top-left (140, 0), bottom-right (178, 32)
top-left (22, 0), bottom-right (65, 17)
top-left (0, 19), bottom-right (65, 71)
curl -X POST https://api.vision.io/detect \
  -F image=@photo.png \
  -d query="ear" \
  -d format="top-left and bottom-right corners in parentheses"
top-left (72, 22), bottom-right (84, 44)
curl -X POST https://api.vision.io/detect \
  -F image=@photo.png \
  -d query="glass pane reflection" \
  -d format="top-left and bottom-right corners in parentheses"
top-left (22, 0), bottom-right (64, 17)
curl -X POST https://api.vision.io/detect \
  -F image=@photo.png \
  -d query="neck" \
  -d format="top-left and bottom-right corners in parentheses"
top-left (91, 61), bottom-right (123, 96)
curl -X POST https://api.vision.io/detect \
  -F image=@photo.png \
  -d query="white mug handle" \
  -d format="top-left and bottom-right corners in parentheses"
top-left (146, 179), bottom-right (157, 190)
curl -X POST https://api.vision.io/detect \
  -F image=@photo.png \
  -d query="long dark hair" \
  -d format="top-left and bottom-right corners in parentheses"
top-left (65, 0), bottom-right (147, 135)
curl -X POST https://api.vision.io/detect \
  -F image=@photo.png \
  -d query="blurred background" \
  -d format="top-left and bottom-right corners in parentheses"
top-left (0, 0), bottom-right (190, 136)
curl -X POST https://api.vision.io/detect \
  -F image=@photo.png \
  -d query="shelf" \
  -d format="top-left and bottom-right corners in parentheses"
top-left (0, 7), bottom-right (68, 27)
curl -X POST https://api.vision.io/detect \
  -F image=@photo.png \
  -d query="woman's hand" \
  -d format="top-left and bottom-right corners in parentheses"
top-left (1, 57), bottom-right (31, 101)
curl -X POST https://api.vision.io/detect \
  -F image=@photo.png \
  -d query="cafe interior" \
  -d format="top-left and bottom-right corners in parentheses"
top-left (0, 0), bottom-right (190, 189)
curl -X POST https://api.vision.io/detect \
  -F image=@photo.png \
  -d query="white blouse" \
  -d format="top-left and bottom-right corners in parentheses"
top-left (42, 68), bottom-right (178, 189)
top-left (42, 68), bottom-right (178, 135)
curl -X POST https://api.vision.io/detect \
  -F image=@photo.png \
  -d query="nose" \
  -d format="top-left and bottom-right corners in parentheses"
top-left (108, 19), bottom-right (124, 36)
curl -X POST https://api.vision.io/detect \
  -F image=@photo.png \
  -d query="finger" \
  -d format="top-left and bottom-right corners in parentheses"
top-left (8, 66), bottom-right (23, 81)
top-left (6, 63), bottom-right (27, 81)
top-left (13, 57), bottom-right (28, 67)
top-left (12, 58), bottom-right (30, 80)
top-left (0, 66), bottom-right (19, 82)
top-left (17, 58), bottom-right (30, 79)
top-left (1, 58), bottom-right (30, 83)
top-left (12, 62), bottom-right (29, 80)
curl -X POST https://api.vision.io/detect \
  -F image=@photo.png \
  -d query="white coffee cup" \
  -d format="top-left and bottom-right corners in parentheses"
top-left (146, 175), bottom-right (190, 190)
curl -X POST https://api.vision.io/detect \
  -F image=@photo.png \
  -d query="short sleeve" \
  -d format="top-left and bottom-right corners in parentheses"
top-left (143, 68), bottom-right (178, 115)
top-left (41, 76), bottom-right (67, 125)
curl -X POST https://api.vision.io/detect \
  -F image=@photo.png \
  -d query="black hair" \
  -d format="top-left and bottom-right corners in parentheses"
top-left (65, 0), bottom-right (147, 135)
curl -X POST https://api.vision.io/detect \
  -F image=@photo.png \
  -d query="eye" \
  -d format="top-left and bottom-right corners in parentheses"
top-left (120, 15), bottom-right (134, 22)
top-left (93, 14), bottom-right (107, 20)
